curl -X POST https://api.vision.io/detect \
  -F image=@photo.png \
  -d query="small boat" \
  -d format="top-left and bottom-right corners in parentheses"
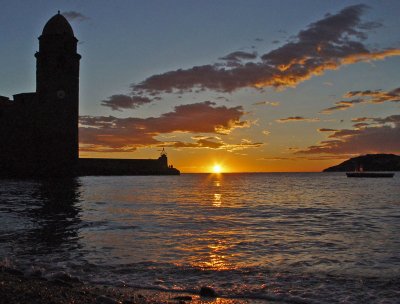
top-left (346, 165), bottom-right (394, 178)
top-left (346, 172), bottom-right (394, 178)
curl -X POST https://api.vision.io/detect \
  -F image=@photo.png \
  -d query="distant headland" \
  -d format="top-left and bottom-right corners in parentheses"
top-left (323, 154), bottom-right (400, 172)
top-left (0, 13), bottom-right (179, 177)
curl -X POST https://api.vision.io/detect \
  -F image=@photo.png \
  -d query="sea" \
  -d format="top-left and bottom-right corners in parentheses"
top-left (1, 173), bottom-right (399, 303)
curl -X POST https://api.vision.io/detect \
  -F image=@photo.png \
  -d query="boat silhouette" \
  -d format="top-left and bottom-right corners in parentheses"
top-left (346, 165), bottom-right (394, 178)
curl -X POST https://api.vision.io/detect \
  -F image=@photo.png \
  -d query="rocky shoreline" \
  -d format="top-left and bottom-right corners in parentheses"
top-left (0, 266), bottom-right (152, 304)
top-left (0, 266), bottom-right (255, 304)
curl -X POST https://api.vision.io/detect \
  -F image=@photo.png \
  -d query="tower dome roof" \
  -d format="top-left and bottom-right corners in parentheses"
top-left (42, 12), bottom-right (74, 36)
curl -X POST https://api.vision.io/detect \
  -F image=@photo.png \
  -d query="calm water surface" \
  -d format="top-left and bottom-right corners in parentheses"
top-left (1, 173), bottom-right (399, 303)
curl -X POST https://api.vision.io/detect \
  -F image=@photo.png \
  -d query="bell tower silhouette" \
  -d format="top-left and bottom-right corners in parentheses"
top-left (0, 12), bottom-right (180, 177)
top-left (34, 11), bottom-right (81, 175)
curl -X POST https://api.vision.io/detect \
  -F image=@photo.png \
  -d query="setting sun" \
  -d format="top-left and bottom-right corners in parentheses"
top-left (212, 164), bottom-right (222, 173)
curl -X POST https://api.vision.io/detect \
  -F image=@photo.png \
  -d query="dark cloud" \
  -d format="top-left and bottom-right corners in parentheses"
top-left (101, 94), bottom-right (156, 111)
top-left (168, 139), bottom-right (224, 149)
top-left (351, 117), bottom-right (371, 122)
top-left (370, 114), bottom-right (400, 126)
top-left (353, 122), bottom-right (370, 129)
top-left (261, 4), bottom-right (371, 65)
top-left (297, 114), bottom-right (400, 154)
top-left (345, 87), bottom-right (400, 103)
top-left (80, 101), bottom-right (249, 152)
top-left (349, 115), bottom-right (400, 125)
top-left (62, 11), bottom-right (89, 22)
top-left (320, 104), bottom-right (351, 114)
top-left (321, 87), bottom-right (400, 114)
top-left (127, 4), bottom-right (399, 99)
top-left (358, 21), bottom-right (383, 30)
top-left (320, 98), bottom-right (365, 114)
top-left (219, 51), bottom-right (258, 62)
top-left (318, 128), bottom-right (337, 132)
top-left (276, 116), bottom-right (320, 123)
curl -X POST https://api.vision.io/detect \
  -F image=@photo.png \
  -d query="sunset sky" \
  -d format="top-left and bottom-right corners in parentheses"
top-left (1, 0), bottom-right (399, 172)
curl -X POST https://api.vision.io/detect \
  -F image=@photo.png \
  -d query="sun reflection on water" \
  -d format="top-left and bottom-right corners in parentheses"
top-left (211, 173), bottom-right (223, 207)
top-left (190, 239), bottom-right (236, 271)
top-left (213, 193), bottom-right (222, 207)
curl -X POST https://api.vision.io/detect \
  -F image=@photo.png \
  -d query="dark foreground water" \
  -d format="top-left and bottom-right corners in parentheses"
top-left (1, 173), bottom-right (399, 303)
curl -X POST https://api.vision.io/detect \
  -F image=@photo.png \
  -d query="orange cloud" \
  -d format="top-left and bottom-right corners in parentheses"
top-left (79, 101), bottom-right (250, 152)
top-left (341, 49), bottom-right (400, 65)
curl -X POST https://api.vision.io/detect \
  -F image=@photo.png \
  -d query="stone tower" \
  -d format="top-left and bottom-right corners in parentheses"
top-left (34, 12), bottom-right (81, 175)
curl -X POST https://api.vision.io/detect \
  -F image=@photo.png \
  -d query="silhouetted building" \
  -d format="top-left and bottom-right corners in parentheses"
top-left (79, 151), bottom-right (178, 176)
top-left (0, 13), bottom-right (179, 177)
top-left (0, 12), bottom-right (80, 177)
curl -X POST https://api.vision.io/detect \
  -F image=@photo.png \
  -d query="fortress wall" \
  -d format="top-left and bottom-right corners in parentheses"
top-left (78, 157), bottom-right (179, 176)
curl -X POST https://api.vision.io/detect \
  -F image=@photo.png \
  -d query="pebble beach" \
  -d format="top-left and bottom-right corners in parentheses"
top-left (0, 266), bottom-right (258, 304)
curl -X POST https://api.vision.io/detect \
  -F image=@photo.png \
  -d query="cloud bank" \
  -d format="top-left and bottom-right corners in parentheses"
top-left (321, 87), bottom-right (400, 114)
top-left (80, 101), bottom-right (252, 152)
top-left (297, 115), bottom-right (400, 154)
top-left (101, 95), bottom-right (157, 111)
